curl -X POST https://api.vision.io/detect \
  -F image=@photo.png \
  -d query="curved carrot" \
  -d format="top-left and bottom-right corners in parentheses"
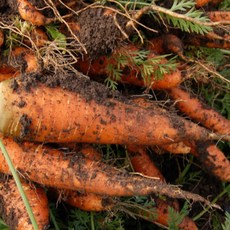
top-left (0, 177), bottom-right (49, 230)
top-left (168, 87), bottom-right (230, 135)
top-left (127, 145), bottom-right (198, 229)
top-left (0, 135), bottom-right (212, 204)
top-left (188, 141), bottom-right (230, 182)
top-left (17, 0), bottom-right (53, 26)
top-left (0, 75), bottom-right (223, 144)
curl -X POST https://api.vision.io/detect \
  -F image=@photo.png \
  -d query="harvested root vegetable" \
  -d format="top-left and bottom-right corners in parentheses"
top-left (0, 135), bottom-right (214, 204)
top-left (168, 87), bottom-right (230, 135)
top-left (127, 145), bottom-right (198, 229)
top-left (62, 190), bottom-right (115, 211)
top-left (0, 65), bottom-right (19, 82)
top-left (0, 73), bottom-right (224, 144)
top-left (155, 142), bottom-right (191, 154)
top-left (195, 0), bottom-right (222, 7)
top-left (24, 28), bottom-right (49, 47)
top-left (188, 141), bottom-right (230, 182)
top-left (17, 0), bottom-right (53, 26)
top-left (0, 177), bottom-right (49, 230)
top-left (0, 29), bottom-right (3, 47)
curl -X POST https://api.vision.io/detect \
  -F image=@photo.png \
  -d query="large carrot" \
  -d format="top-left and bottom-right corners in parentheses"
top-left (0, 135), bottom-right (213, 204)
top-left (0, 74), bottom-right (224, 144)
top-left (187, 141), bottom-right (230, 182)
top-left (127, 145), bottom-right (198, 229)
top-left (168, 86), bottom-right (230, 135)
top-left (0, 177), bottom-right (49, 230)
top-left (17, 0), bottom-right (53, 26)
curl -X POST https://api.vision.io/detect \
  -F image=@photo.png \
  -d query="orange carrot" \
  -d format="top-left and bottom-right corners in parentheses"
top-left (62, 190), bottom-right (115, 211)
top-left (0, 135), bottom-right (212, 203)
top-left (154, 142), bottom-right (191, 155)
top-left (127, 145), bottom-right (198, 229)
top-left (0, 74), bottom-right (223, 145)
top-left (207, 11), bottom-right (230, 22)
top-left (195, 0), bottom-right (223, 7)
top-left (24, 28), bottom-right (49, 47)
top-left (0, 177), bottom-right (49, 230)
top-left (10, 47), bottom-right (40, 73)
top-left (0, 64), bottom-right (19, 82)
top-left (17, 0), bottom-right (53, 26)
top-left (168, 86), bottom-right (230, 135)
top-left (188, 141), bottom-right (230, 182)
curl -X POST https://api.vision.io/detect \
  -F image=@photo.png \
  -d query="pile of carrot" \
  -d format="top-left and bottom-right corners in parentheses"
top-left (0, 0), bottom-right (229, 229)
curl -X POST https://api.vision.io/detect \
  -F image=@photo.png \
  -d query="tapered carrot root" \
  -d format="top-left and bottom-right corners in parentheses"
top-left (127, 145), bottom-right (198, 229)
top-left (168, 87), bottom-right (230, 135)
top-left (17, 0), bottom-right (53, 26)
top-left (154, 142), bottom-right (191, 154)
top-left (62, 190), bottom-right (115, 211)
top-left (207, 11), bottom-right (230, 22)
top-left (0, 74), bottom-right (223, 144)
top-left (188, 141), bottom-right (230, 182)
top-left (0, 177), bottom-right (49, 230)
top-left (0, 136), bottom-right (213, 204)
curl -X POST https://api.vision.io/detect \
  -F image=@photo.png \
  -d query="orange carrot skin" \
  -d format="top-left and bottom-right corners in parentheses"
top-left (0, 76), bottom-right (214, 145)
top-left (62, 191), bottom-right (115, 211)
top-left (188, 141), bottom-right (230, 182)
top-left (156, 142), bottom-right (191, 154)
top-left (207, 11), bottom-right (230, 22)
top-left (0, 177), bottom-right (49, 230)
top-left (168, 87), bottom-right (230, 135)
top-left (0, 29), bottom-right (4, 47)
top-left (0, 136), bottom-right (210, 202)
top-left (17, 0), bottom-right (52, 26)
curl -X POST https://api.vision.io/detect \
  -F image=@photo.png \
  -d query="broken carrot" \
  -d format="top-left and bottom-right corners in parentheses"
top-left (0, 74), bottom-right (223, 145)
top-left (0, 135), bottom-right (213, 204)
top-left (0, 177), bottom-right (49, 230)
top-left (168, 86), bottom-right (230, 135)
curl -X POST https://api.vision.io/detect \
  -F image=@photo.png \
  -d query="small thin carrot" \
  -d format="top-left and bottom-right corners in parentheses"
top-left (0, 135), bottom-right (213, 204)
top-left (17, 0), bottom-right (53, 26)
top-left (154, 142), bottom-right (191, 155)
top-left (0, 177), bottom-right (49, 230)
top-left (127, 145), bottom-right (198, 229)
top-left (188, 141), bottom-right (230, 182)
top-left (168, 86), bottom-right (230, 135)
top-left (0, 74), bottom-right (224, 145)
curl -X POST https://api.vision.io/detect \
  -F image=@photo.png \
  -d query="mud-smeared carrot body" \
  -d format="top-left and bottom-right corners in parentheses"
top-left (127, 145), bottom-right (198, 229)
top-left (195, 0), bottom-right (222, 7)
top-left (0, 136), bottom-right (212, 203)
top-left (17, 0), bottom-right (52, 26)
top-left (188, 141), bottom-right (230, 182)
top-left (0, 75), bottom-right (220, 144)
top-left (155, 142), bottom-right (191, 154)
top-left (168, 87), bottom-right (230, 135)
top-left (0, 177), bottom-right (49, 230)
top-left (207, 11), bottom-right (230, 22)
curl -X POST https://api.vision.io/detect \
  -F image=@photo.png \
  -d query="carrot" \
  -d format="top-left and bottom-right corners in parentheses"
top-left (127, 145), bottom-right (165, 181)
top-left (0, 177), bottom-right (49, 230)
top-left (17, 0), bottom-right (53, 26)
top-left (188, 141), bottom-right (230, 182)
top-left (62, 190), bottom-right (115, 211)
top-left (0, 135), bottom-right (213, 204)
top-left (0, 65), bottom-right (19, 82)
top-left (24, 28), bottom-right (49, 47)
top-left (168, 86), bottom-right (230, 135)
top-left (127, 145), bottom-right (198, 229)
top-left (195, 0), bottom-right (223, 7)
top-left (10, 47), bottom-right (40, 73)
top-left (207, 11), bottom-right (230, 22)
top-left (0, 74), bottom-right (224, 145)
top-left (77, 45), bottom-right (183, 90)
top-left (154, 142), bottom-right (191, 155)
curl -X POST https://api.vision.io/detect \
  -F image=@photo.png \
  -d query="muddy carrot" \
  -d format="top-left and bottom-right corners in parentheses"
top-left (207, 11), bottom-right (230, 22)
top-left (0, 74), bottom-right (224, 145)
top-left (17, 0), bottom-right (53, 26)
top-left (188, 141), bottom-right (230, 182)
top-left (168, 86), bottom-right (230, 135)
top-left (127, 145), bottom-right (198, 229)
top-left (195, 0), bottom-right (223, 7)
top-left (0, 177), bottom-right (49, 230)
top-left (0, 135), bottom-right (213, 204)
